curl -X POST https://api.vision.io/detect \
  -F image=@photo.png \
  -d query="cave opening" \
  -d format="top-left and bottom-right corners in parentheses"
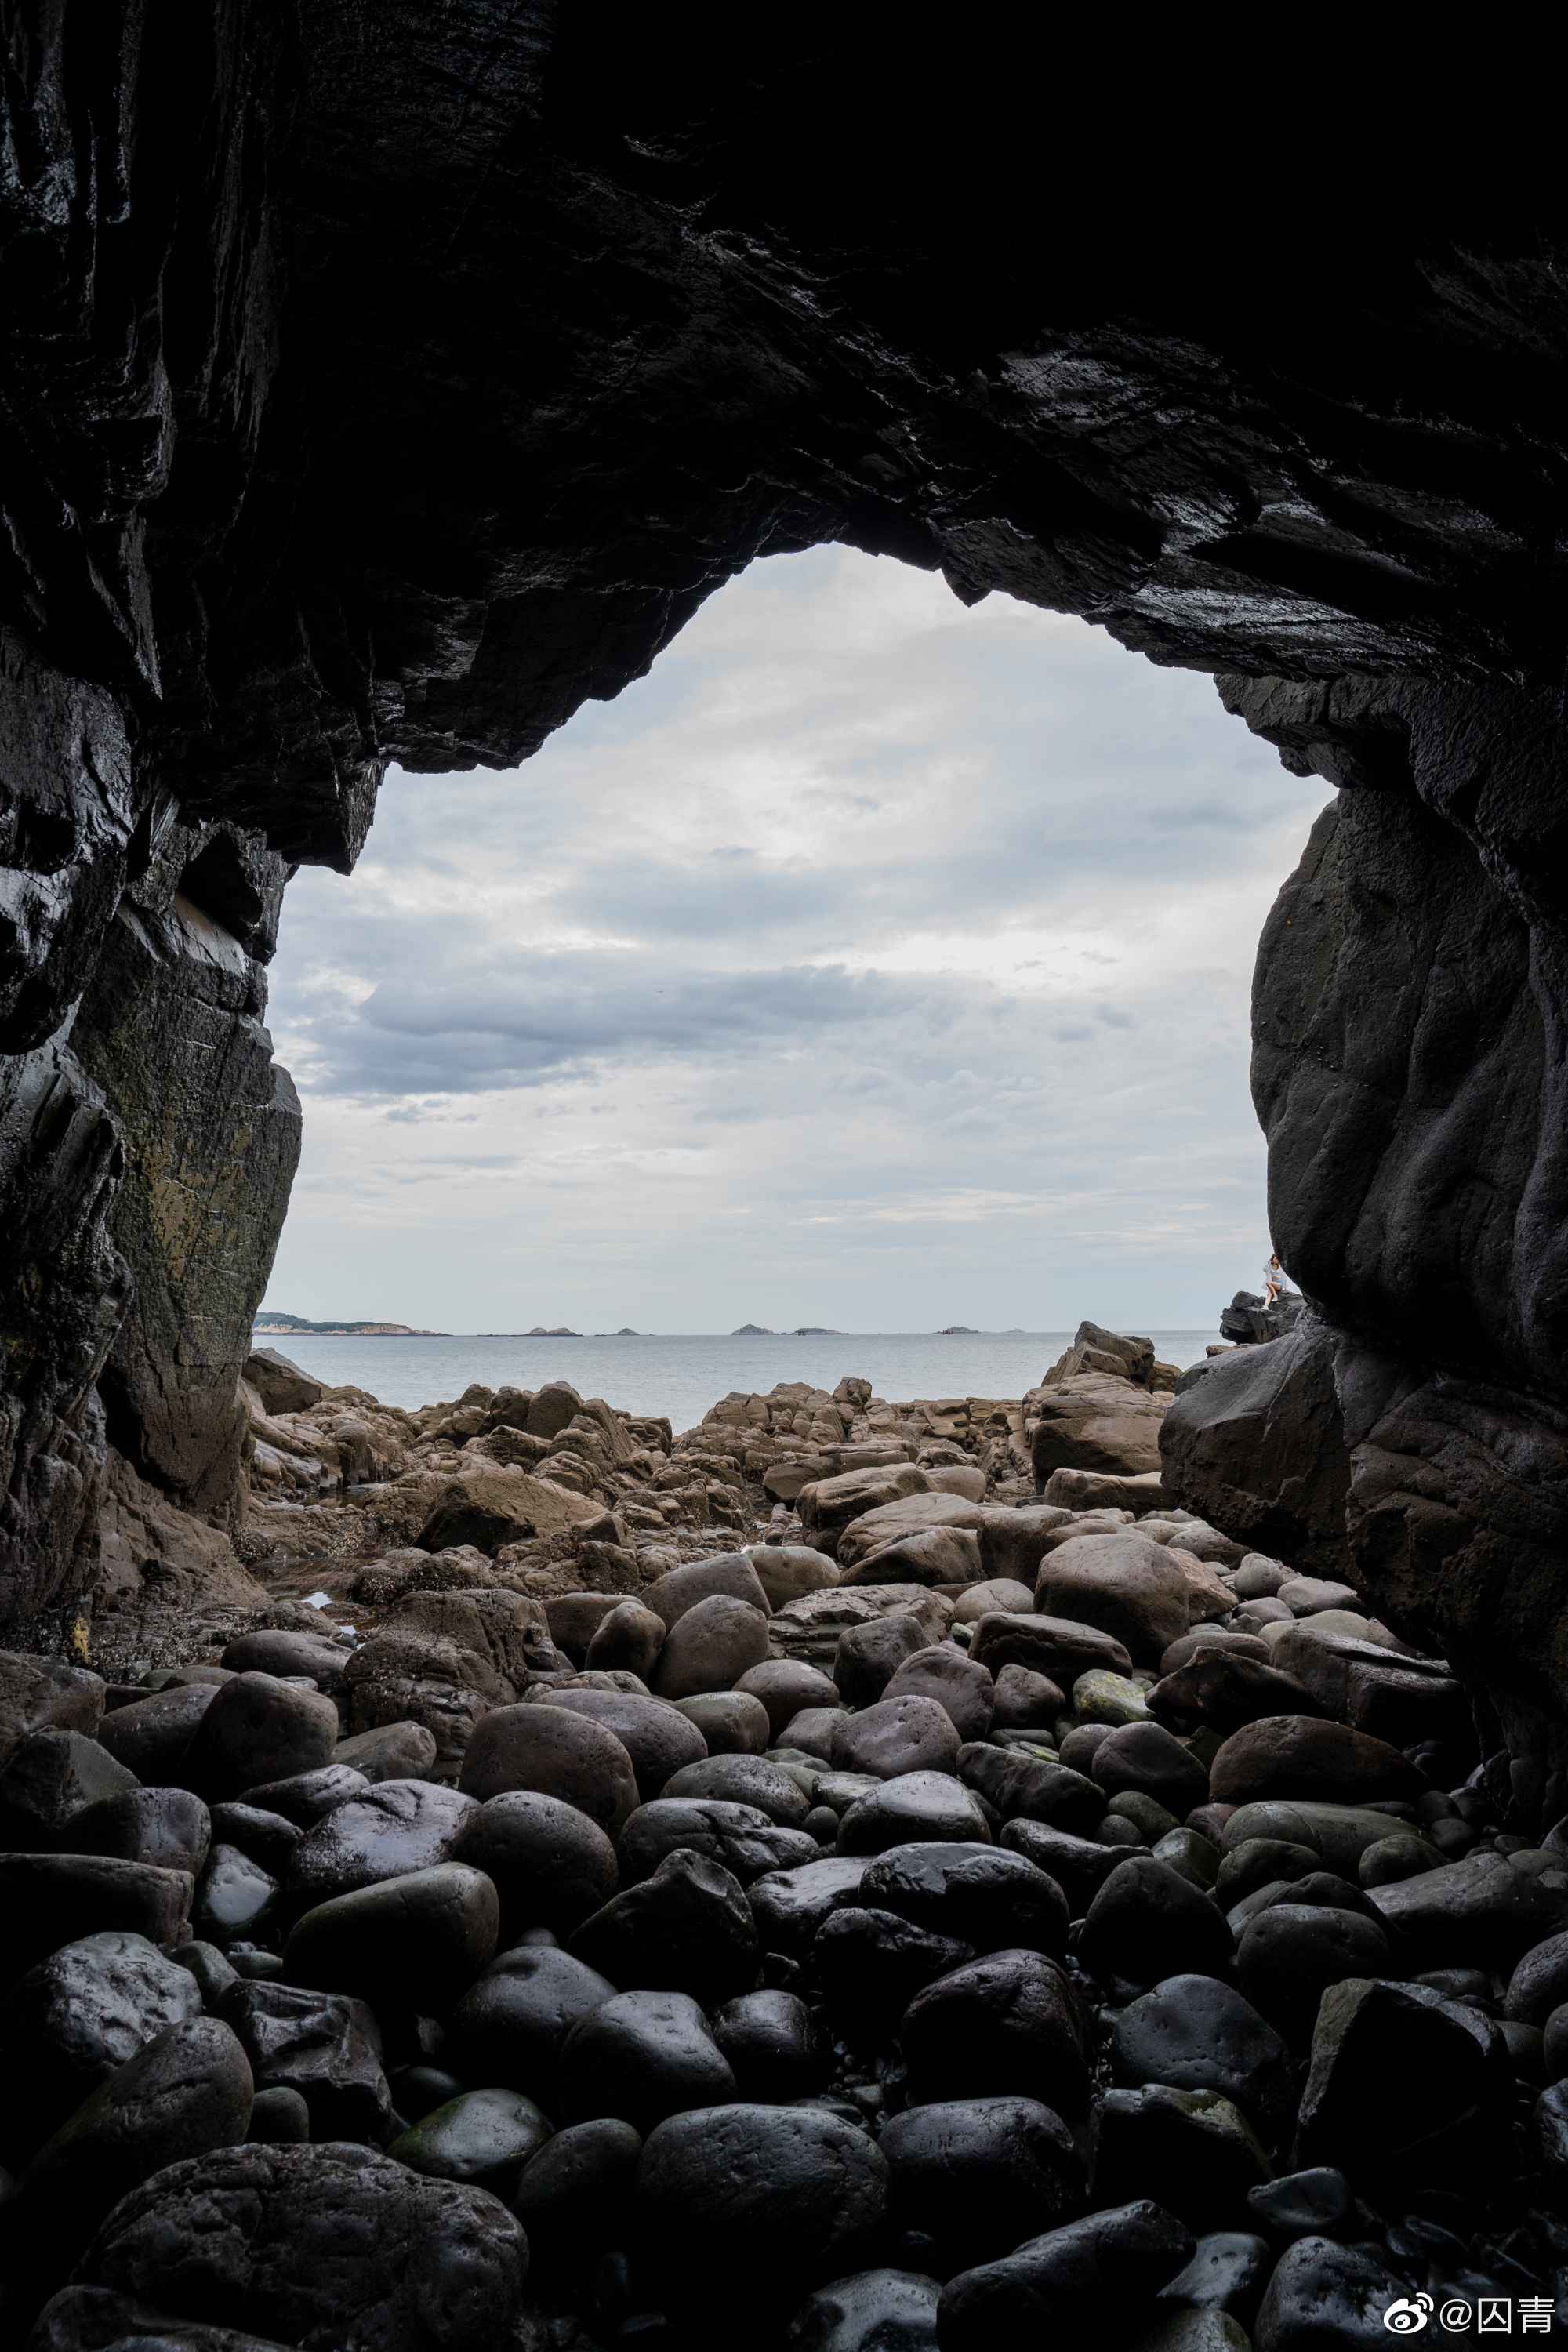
top-left (257, 545), bottom-right (1334, 1347)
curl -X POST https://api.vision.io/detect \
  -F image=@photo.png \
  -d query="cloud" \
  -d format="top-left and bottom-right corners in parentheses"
top-left (261, 546), bottom-right (1332, 1332)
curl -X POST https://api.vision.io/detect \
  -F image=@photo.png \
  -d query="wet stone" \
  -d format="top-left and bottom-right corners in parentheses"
top-left (815, 1907), bottom-right (975, 2029)
top-left (535, 1687), bottom-right (708, 1801)
top-left (445, 1940), bottom-right (614, 2104)
top-left (193, 1843), bottom-right (280, 1944)
top-left (784, 2267), bottom-right (941, 2352)
top-left (619, 1796), bottom-right (818, 1888)
top-left (240, 1764), bottom-right (370, 1825)
top-left (223, 1979), bottom-right (392, 2142)
top-left (388, 2085), bottom-right (552, 2194)
top-left (180, 1675), bottom-right (341, 1805)
top-left (858, 1840), bottom-right (1069, 1958)
top-left (673, 1690), bottom-right (771, 1754)
top-left (285, 1777), bottom-right (477, 1907)
top-left (248, 2084), bottom-right (311, 2142)
top-left (936, 2199), bottom-right (1195, 2352)
top-left (1088, 2085), bottom-right (1272, 2235)
top-left (1079, 1856), bottom-right (1236, 1998)
top-left (1112, 1973), bottom-right (1297, 2143)
top-left (1156, 2231), bottom-right (1275, 2326)
top-left (1236, 1903), bottom-right (1399, 2049)
top-left (659, 1753), bottom-right (811, 1828)
top-left (999, 1818), bottom-right (1127, 1915)
top-left (513, 2115), bottom-right (644, 2273)
top-left (0, 1930), bottom-right (203, 2169)
top-left (901, 1947), bottom-right (1090, 2115)
top-left (1245, 2165), bottom-right (1355, 2243)
top-left (559, 1988), bottom-right (736, 2135)
top-left (568, 1846), bottom-right (760, 2005)
top-left (1250, 2234), bottom-right (1408, 2350)
top-left (634, 2101), bottom-right (892, 2322)
top-left (59, 1786), bottom-right (210, 1878)
top-left (837, 1770), bottom-right (992, 1856)
top-left (67, 2140), bottom-right (527, 2350)
top-left (283, 1861), bottom-right (499, 2017)
top-left (1, 2016), bottom-right (256, 2292)
top-left (879, 2094), bottom-right (1084, 2275)
top-left (450, 1788), bottom-right (619, 1939)
top-left (208, 1802), bottom-right (302, 1876)
top-left (710, 1987), bottom-right (831, 2103)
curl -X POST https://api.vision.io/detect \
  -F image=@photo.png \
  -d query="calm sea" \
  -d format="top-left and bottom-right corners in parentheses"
top-left (252, 1330), bottom-right (1221, 1432)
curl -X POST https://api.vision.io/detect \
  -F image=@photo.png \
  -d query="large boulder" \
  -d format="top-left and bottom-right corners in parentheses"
top-left (1158, 1323), bottom-right (1353, 1580)
top-left (96, 1683), bottom-right (221, 1778)
top-left (830, 1693), bottom-right (961, 1780)
top-left (836, 1491), bottom-right (986, 1573)
top-left (1112, 1973), bottom-right (1295, 2144)
top-left (384, 1587), bottom-right (555, 1683)
top-left (882, 1646), bottom-right (996, 1740)
top-left (224, 1979), bottom-right (392, 2141)
top-left (634, 2103), bottom-right (891, 2318)
top-left (62, 1786), bottom-right (212, 1876)
top-left (177, 1674), bottom-right (339, 1803)
top-left (798, 1463), bottom-right (932, 1538)
top-left (1209, 1717), bottom-right (1429, 1807)
top-left (415, 1470), bottom-right (597, 1552)
top-left (568, 1847), bottom-right (760, 2004)
top-left (643, 1554), bottom-right (772, 1626)
top-left (1, 2017), bottom-right (255, 2292)
top-left (444, 1945), bottom-right (617, 2107)
top-left (532, 1687), bottom-right (707, 1799)
top-left (1368, 1849), bottom-right (1568, 1971)
top-left (0, 1652), bottom-right (106, 1769)
top-left (285, 1779), bottom-right (477, 1907)
top-left (67, 2140), bottom-right (526, 2349)
top-left (0, 1929), bottom-right (203, 2168)
top-left (1297, 1976), bottom-right (1513, 2194)
top-left (284, 1862), bottom-right (499, 2014)
top-left (341, 1630), bottom-right (510, 1767)
top-left (559, 1988), bottom-right (737, 2133)
top-left (457, 1702), bottom-right (640, 1835)
top-left (1029, 1374), bottom-right (1166, 1482)
top-left (450, 1789), bottom-right (619, 1937)
top-left (619, 1797), bottom-right (817, 1889)
top-left (0, 1727), bottom-right (140, 1849)
top-left (938, 2199), bottom-right (1193, 2351)
top-left (900, 1948), bottom-right (1090, 2114)
top-left (968, 1613), bottom-right (1133, 1685)
top-left (651, 1593), bottom-right (771, 1700)
top-left (1033, 1534), bottom-right (1192, 1664)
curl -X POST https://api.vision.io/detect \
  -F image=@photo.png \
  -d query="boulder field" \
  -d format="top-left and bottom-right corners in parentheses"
top-left (4, 1328), bottom-right (1568, 2347)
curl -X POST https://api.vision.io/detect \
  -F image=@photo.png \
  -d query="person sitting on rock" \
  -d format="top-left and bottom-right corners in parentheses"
top-left (1262, 1251), bottom-right (1285, 1306)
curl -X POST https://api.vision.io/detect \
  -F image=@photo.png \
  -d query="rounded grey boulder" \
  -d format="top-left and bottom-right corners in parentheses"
top-left (458, 1704), bottom-right (639, 1837)
top-left (451, 1788), bottom-right (619, 1936)
top-left (284, 1861), bottom-right (499, 2015)
top-left (635, 2102), bottom-right (891, 2317)
top-left (178, 1674), bottom-right (340, 1804)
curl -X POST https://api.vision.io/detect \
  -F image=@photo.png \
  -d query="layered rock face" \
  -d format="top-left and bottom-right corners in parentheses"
top-left (4, 15), bottom-right (1568, 1790)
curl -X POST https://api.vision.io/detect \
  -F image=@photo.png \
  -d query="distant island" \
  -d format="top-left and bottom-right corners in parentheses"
top-left (938, 1324), bottom-right (980, 1334)
top-left (731, 1323), bottom-right (774, 1334)
top-left (253, 1311), bottom-right (449, 1335)
top-left (526, 1326), bottom-right (581, 1337)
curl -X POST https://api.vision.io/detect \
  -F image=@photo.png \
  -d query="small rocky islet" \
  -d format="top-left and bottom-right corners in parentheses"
top-left (3, 1319), bottom-right (1566, 2348)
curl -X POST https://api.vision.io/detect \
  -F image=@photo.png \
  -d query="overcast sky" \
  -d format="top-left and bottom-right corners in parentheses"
top-left (260, 546), bottom-right (1332, 1334)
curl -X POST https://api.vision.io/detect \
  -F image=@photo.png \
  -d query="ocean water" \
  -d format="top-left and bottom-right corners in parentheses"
top-left (251, 1329), bottom-right (1221, 1432)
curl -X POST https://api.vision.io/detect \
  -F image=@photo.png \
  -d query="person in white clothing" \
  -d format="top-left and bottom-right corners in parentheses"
top-left (1262, 1252), bottom-right (1284, 1306)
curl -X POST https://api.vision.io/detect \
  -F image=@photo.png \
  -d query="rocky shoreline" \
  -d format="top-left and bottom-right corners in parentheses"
top-left (2, 1320), bottom-right (1566, 2346)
